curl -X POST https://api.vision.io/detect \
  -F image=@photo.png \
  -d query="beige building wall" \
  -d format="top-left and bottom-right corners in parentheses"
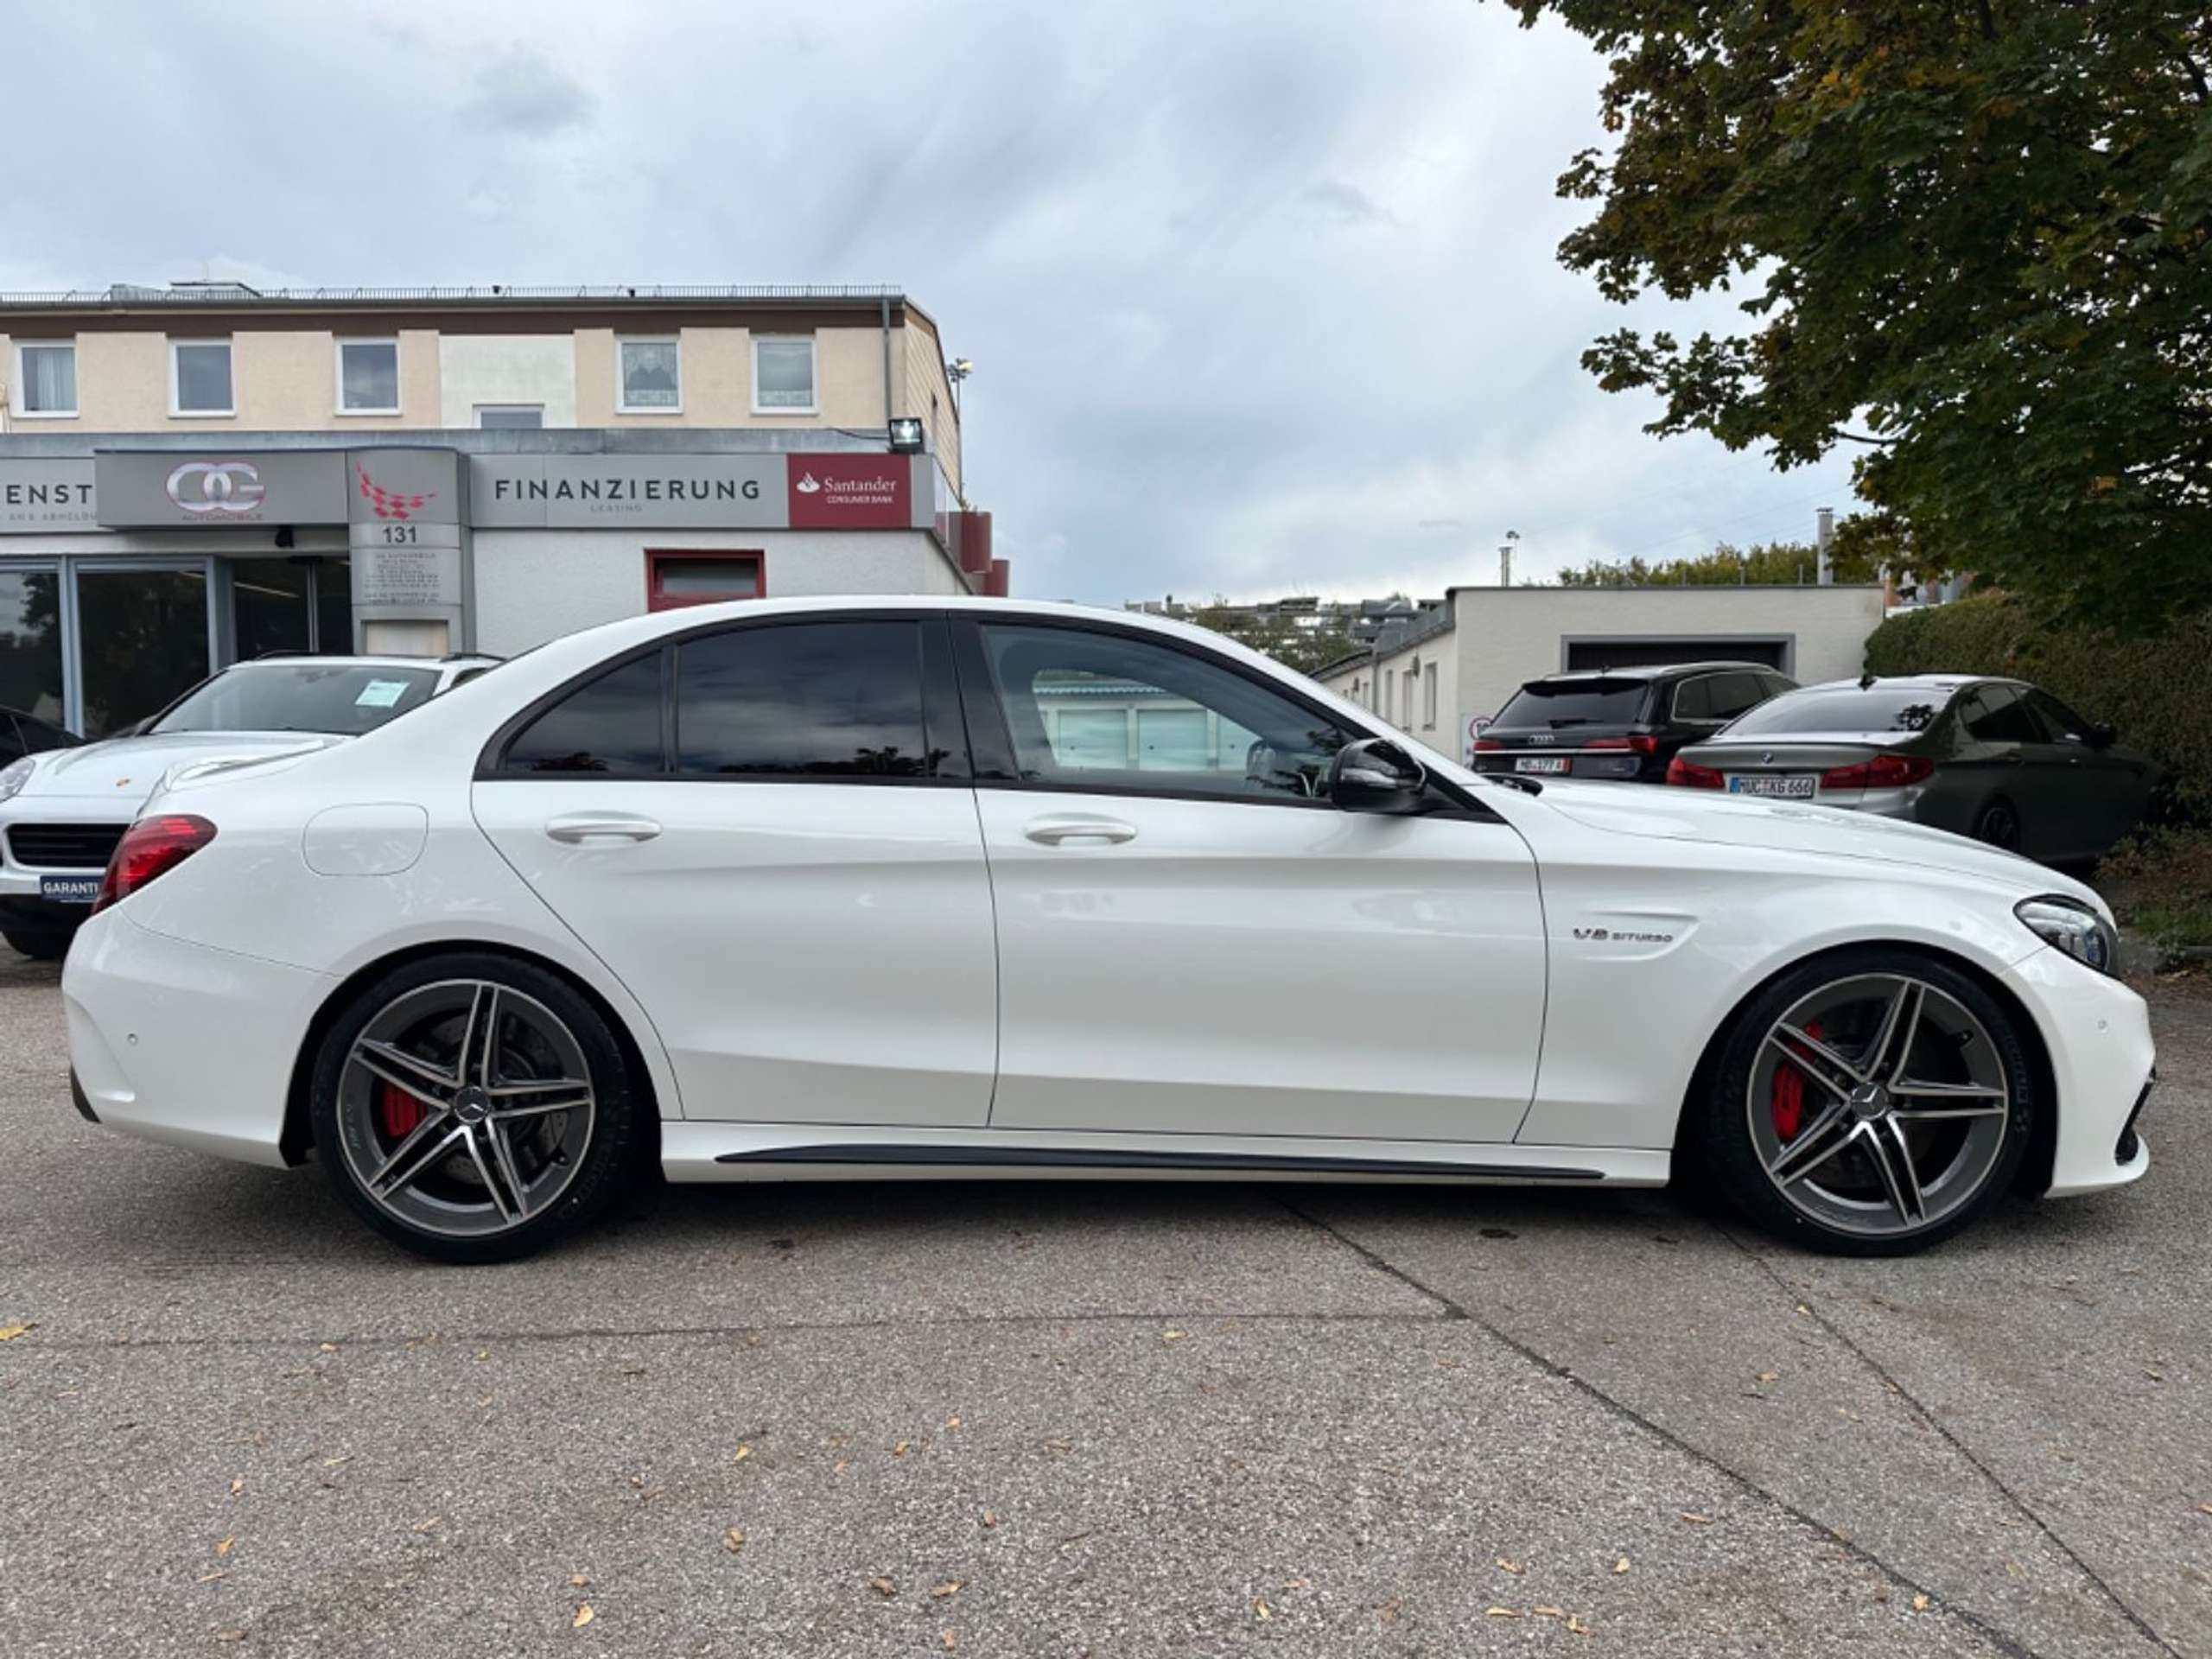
top-left (3, 327), bottom-right (440, 430)
top-left (900, 323), bottom-right (962, 497)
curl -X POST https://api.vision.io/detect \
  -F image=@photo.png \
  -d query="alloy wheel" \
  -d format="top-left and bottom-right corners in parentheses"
top-left (1746, 973), bottom-right (2012, 1239)
top-left (334, 979), bottom-right (596, 1239)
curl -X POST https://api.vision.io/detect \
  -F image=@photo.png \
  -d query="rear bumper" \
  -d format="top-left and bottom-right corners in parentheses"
top-left (62, 907), bottom-right (332, 1168)
top-left (2000, 948), bottom-right (2155, 1198)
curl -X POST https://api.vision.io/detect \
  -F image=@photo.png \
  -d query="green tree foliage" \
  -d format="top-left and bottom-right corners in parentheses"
top-left (1187, 605), bottom-right (1358, 675)
top-left (1556, 537), bottom-right (1885, 586)
top-left (1502, 1), bottom-right (2212, 632)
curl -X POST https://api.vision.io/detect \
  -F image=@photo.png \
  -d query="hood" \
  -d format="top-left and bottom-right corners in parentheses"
top-left (11, 731), bottom-right (347, 804)
top-left (1534, 779), bottom-right (2101, 907)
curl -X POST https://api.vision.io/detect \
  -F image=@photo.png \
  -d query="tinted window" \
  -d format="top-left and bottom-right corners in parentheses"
top-left (2021, 687), bottom-right (2091, 742)
top-left (0, 715), bottom-right (21, 765)
top-left (980, 624), bottom-right (1347, 801)
top-left (676, 621), bottom-right (933, 778)
top-left (1671, 677), bottom-right (1715, 721)
top-left (150, 662), bottom-right (439, 736)
top-left (503, 652), bottom-right (664, 774)
top-left (1495, 678), bottom-right (1649, 728)
top-left (1727, 686), bottom-right (1954, 735)
top-left (1961, 684), bottom-right (2044, 745)
top-left (1708, 672), bottom-right (1769, 721)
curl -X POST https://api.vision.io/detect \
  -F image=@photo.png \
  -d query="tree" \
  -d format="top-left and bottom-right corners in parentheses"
top-left (1188, 603), bottom-right (1358, 674)
top-left (1556, 536), bottom-right (1888, 586)
top-left (1502, 1), bottom-right (2212, 632)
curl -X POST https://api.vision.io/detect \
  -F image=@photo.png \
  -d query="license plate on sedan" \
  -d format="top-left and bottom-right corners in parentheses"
top-left (39, 874), bottom-right (101, 906)
top-left (1726, 774), bottom-right (1816, 799)
top-left (1515, 756), bottom-right (1570, 775)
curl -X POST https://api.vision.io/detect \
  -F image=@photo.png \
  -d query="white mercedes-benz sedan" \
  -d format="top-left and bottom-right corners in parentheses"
top-left (60, 598), bottom-right (2153, 1262)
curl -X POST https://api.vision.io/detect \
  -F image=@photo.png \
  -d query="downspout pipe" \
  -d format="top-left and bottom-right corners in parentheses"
top-left (880, 293), bottom-right (894, 442)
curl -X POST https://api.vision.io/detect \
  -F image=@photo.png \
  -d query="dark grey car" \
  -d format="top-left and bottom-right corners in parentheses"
top-left (1667, 675), bottom-right (2160, 864)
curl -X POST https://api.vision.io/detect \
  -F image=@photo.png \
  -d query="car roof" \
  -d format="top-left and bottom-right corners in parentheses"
top-left (1522, 661), bottom-right (1781, 684)
top-left (1791, 674), bottom-right (2005, 693)
top-left (231, 653), bottom-right (498, 671)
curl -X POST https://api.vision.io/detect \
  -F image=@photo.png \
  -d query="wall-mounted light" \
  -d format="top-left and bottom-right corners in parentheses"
top-left (887, 416), bottom-right (925, 453)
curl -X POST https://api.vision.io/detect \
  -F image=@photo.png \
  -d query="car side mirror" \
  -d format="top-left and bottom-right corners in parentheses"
top-left (1329, 737), bottom-right (1427, 815)
top-left (2089, 721), bottom-right (2117, 749)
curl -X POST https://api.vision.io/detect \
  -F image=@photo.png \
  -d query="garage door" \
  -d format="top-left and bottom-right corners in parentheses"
top-left (1565, 638), bottom-right (1789, 671)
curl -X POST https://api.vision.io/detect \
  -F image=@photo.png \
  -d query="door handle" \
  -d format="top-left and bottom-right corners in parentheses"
top-left (1023, 814), bottom-right (1137, 846)
top-left (544, 812), bottom-right (662, 844)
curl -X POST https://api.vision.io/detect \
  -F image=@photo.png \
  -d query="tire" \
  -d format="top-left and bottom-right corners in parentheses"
top-left (1971, 797), bottom-right (2023, 853)
top-left (309, 952), bottom-right (644, 1263)
top-left (2, 930), bottom-right (68, 962)
top-left (1686, 947), bottom-right (2035, 1256)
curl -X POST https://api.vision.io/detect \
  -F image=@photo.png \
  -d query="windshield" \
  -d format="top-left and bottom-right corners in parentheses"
top-left (1494, 678), bottom-right (1649, 728)
top-left (150, 663), bottom-right (441, 737)
top-left (1726, 685), bottom-right (1955, 736)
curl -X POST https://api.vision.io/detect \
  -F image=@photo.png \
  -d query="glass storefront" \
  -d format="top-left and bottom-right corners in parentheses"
top-left (0, 569), bottom-right (66, 728)
top-left (230, 556), bottom-right (353, 660)
top-left (75, 567), bottom-right (211, 738)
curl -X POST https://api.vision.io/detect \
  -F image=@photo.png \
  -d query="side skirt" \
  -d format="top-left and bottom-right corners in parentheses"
top-left (663, 1122), bottom-right (1671, 1187)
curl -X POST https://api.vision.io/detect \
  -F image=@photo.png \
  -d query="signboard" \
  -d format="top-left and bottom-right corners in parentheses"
top-left (92, 450), bottom-right (346, 528)
top-left (0, 461), bottom-right (97, 531)
top-left (787, 453), bottom-right (912, 531)
top-left (353, 541), bottom-right (463, 607)
top-left (346, 449), bottom-right (463, 526)
top-left (472, 454), bottom-right (786, 529)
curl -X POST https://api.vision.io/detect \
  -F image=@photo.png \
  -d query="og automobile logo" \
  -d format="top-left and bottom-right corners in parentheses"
top-left (165, 461), bottom-right (265, 516)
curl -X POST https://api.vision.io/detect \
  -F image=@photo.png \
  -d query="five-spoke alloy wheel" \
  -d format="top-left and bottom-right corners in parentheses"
top-left (311, 954), bottom-right (642, 1262)
top-left (1694, 949), bottom-right (2035, 1255)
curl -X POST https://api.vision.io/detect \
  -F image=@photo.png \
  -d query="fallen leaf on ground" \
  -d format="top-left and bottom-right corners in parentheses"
top-left (832, 1460), bottom-right (849, 1476)
top-left (722, 1529), bottom-right (746, 1554)
top-left (1282, 1578), bottom-right (1310, 1590)
top-left (2197, 1503), bottom-right (2212, 1517)
top-left (1485, 1605), bottom-right (1520, 1618)
top-left (1162, 1330), bottom-right (1186, 1342)
top-left (321, 1455), bottom-right (350, 1467)
top-left (569, 1573), bottom-right (589, 1588)
top-left (941, 1633), bottom-right (957, 1649)
top-left (318, 1343), bottom-right (338, 1353)
top-left (1614, 1558), bottom-right (1630, 1573)
top-left (1497, 1558), bottom-right (1523, 1574)
top-left (1254, 1599), bottom-right (1271, 1621)
top-left (732, 1445), bottom-right (752, 1463)
top-left (573, 1604), bottom-right (594, 1628)
top-left (0, 1323), bottom-right (34, 1342)
top-left (1043, 1437), bottom-right (1073, 1453)
top-left (1754, 1370), bottom-right (1780, 1384)
top-left (215, 1535), bottom-right (236, 1558)
top-left (196, 1570), bottom-right (231, 1584)
top-left (1378, 1599), bottom-right (1400, 1624)
top-left (411, 1516), bottom-right (441, 1534)
top-left (981, 1510), bottom-right (998, 1529)
top-left (869, 1577), bottom-right (897, 1598)
top-left (216, 1631), bottom-right (246, 1643)
top-left (944, 1414), bottom-right (962, 1428)
top-left (1679, 1512), bottom-right (1713, 1525)
top-left (1535, 1605), bottom-right (1565, 1618)
top-left (1567, 1614), bottom-right (1592, 1635)
top-left (931, 1580), bottom-right (963, 1599)
top-left (1911, 1593), bottom-right (1929, 1611)
top-left (229, 1478), bottom-right (244, 1498)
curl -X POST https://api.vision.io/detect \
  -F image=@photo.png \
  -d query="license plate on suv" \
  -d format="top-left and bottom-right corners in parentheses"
top-left (39, 874), bottom-right (102, 906)
top-left (1726, 774), bottom-right (1816, 799)
top-left (1515, 756), bottom-right (1570, 775)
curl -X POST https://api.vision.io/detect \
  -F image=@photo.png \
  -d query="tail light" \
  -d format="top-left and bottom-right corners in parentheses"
top-left (92, 814), bottom-right (217, 914)
top-left (1667, 756), bottom-right (1724, 789)
top-left (1820, 753), bottom-right (1936, 790)
top-left (1472, 738), bottom-right (1504, 752)
top-left (1586, 734), bottom-right (1660, 753)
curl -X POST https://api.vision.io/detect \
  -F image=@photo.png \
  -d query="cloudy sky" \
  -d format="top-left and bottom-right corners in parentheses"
top-left (2, 0), bottom-right (1858, 604)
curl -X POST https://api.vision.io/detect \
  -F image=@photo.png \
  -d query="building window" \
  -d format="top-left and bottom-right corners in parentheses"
top-left (1423, 663), bottom-right (1438, 728)
top-left (618, 337), bottom-right (681, 412)
top-left (752, 336), bottom-right (816, 413)
top-left (169, 340), bottom-right (234, 416)
top-left (646, 550), bottom-right (764, 612)
top-left (336, 339), bottom-right (400, 413)
top-left (475, 404), bottom-right (543, 429)
top-left (15, 341), bottom-right (76, 416)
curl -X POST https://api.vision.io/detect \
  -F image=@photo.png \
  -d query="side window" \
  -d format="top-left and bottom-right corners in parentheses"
top-left (1672, 677), bottom-right (1714, 721)
top-left (675, 620), bottom-right (937, 779)
top-left (0, 715), bottom-right (22, 766)
top-left (500, 652), bottom-right (665, 774)
top-left (2021, 688), bottom-right (2089, 742)
top-left (977, 623), bottom-right (1349, 802)
top-left (1961, 684), bottom-right (2042, 744)
top-left (1708, 672), bottom-right (1768, 721)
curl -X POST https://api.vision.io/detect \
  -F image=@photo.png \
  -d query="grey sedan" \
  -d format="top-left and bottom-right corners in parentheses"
top-left (1665, 674), bottom-right (2160, 864)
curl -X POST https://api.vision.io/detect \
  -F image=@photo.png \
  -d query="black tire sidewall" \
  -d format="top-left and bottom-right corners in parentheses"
top-left (309, 952), bottom-right (641, 1264)
top-left (1689, 947), bottom-right (2036, 1256)
top-left (1973, 798), bottom-right (2022, 851)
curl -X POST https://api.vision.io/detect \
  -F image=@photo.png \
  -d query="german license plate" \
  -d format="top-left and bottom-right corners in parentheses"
top-left (39, 874), bottom-right (101, 905)
top-left (1515, 756), bottom-right (1570, 774)
top-left (1726, 773), bottom-right (1816, 799)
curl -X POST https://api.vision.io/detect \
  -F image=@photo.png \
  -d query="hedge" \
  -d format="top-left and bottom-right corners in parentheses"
top-left (1861, 594), bottom-right (2212, 816)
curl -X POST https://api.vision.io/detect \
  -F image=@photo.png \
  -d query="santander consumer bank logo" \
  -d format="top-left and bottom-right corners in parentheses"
top-left (786, 454), bottom-right (908, 529)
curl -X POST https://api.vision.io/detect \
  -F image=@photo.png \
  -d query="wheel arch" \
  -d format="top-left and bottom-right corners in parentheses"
top-left (280, 938), bottom-right (666, 1167)
top-left (1675, 938), bottom-right (2059, 1197)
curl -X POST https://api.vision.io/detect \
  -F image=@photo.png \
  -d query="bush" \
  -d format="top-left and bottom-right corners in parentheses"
top-left (1863, 594), bottom-right (2212, 816)
top-left (2095, 828), bottom-right (2212, 957)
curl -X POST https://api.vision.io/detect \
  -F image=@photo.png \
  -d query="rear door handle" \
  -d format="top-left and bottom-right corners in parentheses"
top-left (1023, 814), bottom-right (1137, 846)
top-left (545, 812), bottom-right (662, 844)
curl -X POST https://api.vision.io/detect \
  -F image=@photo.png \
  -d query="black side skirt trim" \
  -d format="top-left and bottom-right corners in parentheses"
top-left (68, 1069), bottom-right (99, 1124)
top-left (715, 1143), bottom-right (1604, 1180)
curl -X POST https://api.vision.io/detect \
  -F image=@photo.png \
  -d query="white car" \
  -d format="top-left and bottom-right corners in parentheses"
top-left (0, 654), bottom-right (497, 960)
top-left (60, 599), bottom-right (2152, 1262)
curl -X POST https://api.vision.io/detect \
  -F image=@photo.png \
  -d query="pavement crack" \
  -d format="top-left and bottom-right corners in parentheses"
top-left (1718, 1224), bottom-right (2183, 1659)
top-left (1277, 1198), bottom-right (1469, 1320)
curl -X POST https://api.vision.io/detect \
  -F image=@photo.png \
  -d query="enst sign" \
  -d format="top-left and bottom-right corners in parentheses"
top-left (0, 461), bottom-right (98, 531)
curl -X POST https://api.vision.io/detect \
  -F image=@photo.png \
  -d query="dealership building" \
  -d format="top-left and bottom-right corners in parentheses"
top-left (0, 284), bottom-right (995, 737)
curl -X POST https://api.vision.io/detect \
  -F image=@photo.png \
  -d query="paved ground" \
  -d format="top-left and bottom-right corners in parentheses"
top-left (0, 952), bottom-right (2202, 1659)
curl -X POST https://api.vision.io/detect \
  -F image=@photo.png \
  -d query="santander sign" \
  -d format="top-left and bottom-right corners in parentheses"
top-left (786, 454), bottom-right (909, 529)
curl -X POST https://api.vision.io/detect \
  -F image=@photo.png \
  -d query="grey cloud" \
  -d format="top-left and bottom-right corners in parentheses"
top-left (1301, 179), bottom-right (1392, 226)
top-left (460, 46), bottom-right (594, 137)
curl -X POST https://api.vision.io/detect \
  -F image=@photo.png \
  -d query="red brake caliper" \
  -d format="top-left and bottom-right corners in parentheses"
top-left (378, 1081), bottom-right (426, 1141)
top-left (1771, 1019), bottom-right (1822, 1141)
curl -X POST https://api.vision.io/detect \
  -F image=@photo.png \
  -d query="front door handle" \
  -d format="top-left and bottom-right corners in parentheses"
top-left (1023, 814), bottom-right (1137, 846)
top-left (545, 812), bottom-right (662, 844)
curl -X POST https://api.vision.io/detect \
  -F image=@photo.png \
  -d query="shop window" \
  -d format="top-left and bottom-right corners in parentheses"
top-left (646, 551), bottom-right (763, 612)
top-left (0, 569), bottom-right (66, 729)
top-left (16, 342), bottom-right (76, 416)
top-left (230, 558), bottom-right (313, 658)
top-left (501, 651), bottom-right (666, 775)
top-left (475, 405), bottom-right (543, 429)
top-left (674, 621), bottom-right (929, 778)
top-left (618, 337), bottom-right (681, 412)
top-left (337, 340), bottom-right (400, 413)
top-left (753, 337), bottom-right (816, 412)
top-left (75, 567), bottom-right (211, 737)
top-left (170, 340), bottom-right (234, 416)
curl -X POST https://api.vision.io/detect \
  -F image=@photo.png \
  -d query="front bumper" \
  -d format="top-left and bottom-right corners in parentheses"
top-left (2000, 947), bottom-right (2155, 1198)
top-left (62, 906), bottom-right (334, 1167)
